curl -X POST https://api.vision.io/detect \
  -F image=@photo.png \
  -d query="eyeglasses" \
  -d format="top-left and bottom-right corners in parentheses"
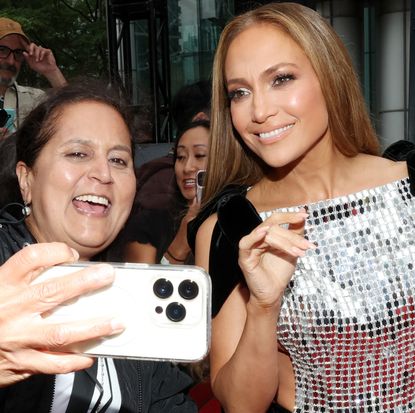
top-left (0, 45), bottom-right (25, 62)
top-left (0, 109), bottom-right (11, 127)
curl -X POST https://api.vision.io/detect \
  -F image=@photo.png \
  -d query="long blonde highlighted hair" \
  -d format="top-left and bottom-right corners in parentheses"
top-left (203, 2), bottom-right (380, 203)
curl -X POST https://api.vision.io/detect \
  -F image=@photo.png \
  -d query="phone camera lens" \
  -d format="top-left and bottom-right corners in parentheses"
top-left (153, 278), bottom-right (173, 299)
top-left (178, 279), bottom-right (199, 300)
top-left (166, 302), bottom-right (186, 322)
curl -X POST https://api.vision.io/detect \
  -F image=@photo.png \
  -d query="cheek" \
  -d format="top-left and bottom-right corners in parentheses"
top-left (32, 167), bottom-right (73, 199)
top-left (198, 158), bottom-right (208, 170)
top-left (174, 163), bottom-right (183, 180)
top-left (290, 82), bottom-right (327, 118)
top-left (230, 105), bottom-right (243, 128)
top-left (113, 168), bottom-right (136, 198)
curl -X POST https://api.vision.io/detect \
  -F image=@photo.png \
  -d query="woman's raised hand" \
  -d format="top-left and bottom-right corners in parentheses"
top-left (238, 210), bottom-right (315, 309)
top-left (0, 242), bottom-right (124, 387)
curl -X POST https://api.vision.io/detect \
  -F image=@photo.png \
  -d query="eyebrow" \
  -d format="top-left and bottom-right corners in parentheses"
top-left (176, 144), bottom-right (208, 149)
top-left (61, 139), bottom-right (132, 155)
top-left (226, 62), bottom-right (299, 87)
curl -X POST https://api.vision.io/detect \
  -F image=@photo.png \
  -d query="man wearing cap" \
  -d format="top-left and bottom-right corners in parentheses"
top-left (0, 17), bottom-right (66, 135)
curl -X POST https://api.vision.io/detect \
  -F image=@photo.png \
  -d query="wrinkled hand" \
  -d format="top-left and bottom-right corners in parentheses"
top-left (0, 243), bottom-right (123, 387)
top-left (238, 211), bottom-right (315, 309)
top-left (23, 43), bottom-right (59, 77)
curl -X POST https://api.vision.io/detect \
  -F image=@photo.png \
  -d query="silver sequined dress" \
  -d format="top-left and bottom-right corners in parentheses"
top-left (261, 178), bottom-right (415, 412)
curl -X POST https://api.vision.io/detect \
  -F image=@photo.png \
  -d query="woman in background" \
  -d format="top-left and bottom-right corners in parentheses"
top-left (123, 119), bottom-right (210, 265)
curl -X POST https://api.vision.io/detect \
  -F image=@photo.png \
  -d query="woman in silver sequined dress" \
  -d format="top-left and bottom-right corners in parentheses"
top-left (193, 3), bottom-right (415, 413)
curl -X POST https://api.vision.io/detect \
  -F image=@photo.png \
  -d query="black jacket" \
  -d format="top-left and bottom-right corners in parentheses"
top-left (0, 207), bottom-right (197, 413)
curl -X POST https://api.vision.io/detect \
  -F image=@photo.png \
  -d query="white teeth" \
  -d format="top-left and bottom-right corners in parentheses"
top-left (75, 195), bottom-right (109, 206)
top-left (259, 124), bottom-right (294, 139)
top-left (185, 179), bottom-right (195, 184)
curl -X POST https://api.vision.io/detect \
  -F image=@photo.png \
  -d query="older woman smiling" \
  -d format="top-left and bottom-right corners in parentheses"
top-left (0, 81), bottom-right (196, 412)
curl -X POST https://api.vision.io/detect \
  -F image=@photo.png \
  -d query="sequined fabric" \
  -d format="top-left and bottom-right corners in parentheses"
top-left (261, 178), bottom-right (415, 412)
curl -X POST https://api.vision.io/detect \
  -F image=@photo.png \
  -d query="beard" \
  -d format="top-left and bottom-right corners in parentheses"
top-left (0, 63), bottom-right (17, 87)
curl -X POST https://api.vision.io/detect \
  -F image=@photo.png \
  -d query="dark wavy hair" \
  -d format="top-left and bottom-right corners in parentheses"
top-left (0, 79), bottom-right (135, 208)
top-left (16, 79), bottom-right (135, 168)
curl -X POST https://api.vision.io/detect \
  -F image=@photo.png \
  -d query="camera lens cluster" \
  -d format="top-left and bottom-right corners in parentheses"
top-left (153, 278), bottom-right (199, 322)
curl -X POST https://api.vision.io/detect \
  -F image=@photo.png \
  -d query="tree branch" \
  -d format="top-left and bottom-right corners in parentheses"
top-left (59, 0), bottom-right (93, 22)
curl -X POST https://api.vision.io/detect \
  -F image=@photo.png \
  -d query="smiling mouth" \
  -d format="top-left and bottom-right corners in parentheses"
top-left (183, 179), bottom-right (196, 189)
top-left (73, 194), bottom-right (111, 214)
top-left (258, 123), bottom-right (294, 140)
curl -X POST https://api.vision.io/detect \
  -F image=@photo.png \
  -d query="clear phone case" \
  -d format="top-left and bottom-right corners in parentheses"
top-left (36, 262), bottom-right (211, 362)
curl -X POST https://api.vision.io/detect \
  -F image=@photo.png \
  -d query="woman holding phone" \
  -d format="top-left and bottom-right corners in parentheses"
top-left (0, 80), bottom-right (196, 412)
top-left (123, 119), bottom-right (210, 265)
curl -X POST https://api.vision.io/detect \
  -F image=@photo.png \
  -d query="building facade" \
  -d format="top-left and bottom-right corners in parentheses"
top-left (107, 0), bottom-right (413, 149)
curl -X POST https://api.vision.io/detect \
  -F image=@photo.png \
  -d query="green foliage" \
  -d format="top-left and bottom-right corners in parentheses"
top-left (0, 0), bottom-right (108, 88)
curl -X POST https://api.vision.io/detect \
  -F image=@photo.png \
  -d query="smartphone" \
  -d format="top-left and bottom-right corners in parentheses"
top-left (35, 262), bottom-right (211, 362)
top-left (4, 109), bottom-right (15, 132)
top-left (0, 108), bottom-right (15, 133)
top-left (196, 169), bottom-right (206, 203)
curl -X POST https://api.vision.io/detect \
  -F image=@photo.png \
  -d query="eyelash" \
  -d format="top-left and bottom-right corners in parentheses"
top-left (272, 73), bottom-right (295, 86)
top-left (227, 73), bottom-right (296, 102)
top-left (65, 152), bottom-right (128, 167)
top-left (110, 157), bottom-right (128, 167)
top-left (66, 152), bottom-right (86, 159)
top-left (176, 154), bottom-right (206, 161)
top-left (228, 89), bottom-right (249, 102)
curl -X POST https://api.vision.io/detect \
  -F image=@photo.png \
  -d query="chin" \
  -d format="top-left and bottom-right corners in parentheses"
top-left (72, 235), bottom-right (112, 253)
top-left (184, 193), bottom-right (195, 202)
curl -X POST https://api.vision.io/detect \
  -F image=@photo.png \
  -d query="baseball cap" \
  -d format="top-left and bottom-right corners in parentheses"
top-left (0, 17), bottom-right (29, 43)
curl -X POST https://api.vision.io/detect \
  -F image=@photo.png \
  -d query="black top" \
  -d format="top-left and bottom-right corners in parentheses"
top-left (121, 206), bottom-right (178, 263)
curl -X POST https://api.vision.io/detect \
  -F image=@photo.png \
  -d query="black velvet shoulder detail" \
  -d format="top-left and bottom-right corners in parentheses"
top-left (382, 139), bottom-right (415, 162)
top-left (187, 185), bottom-right (264, 317)
top-left (407, 148), bottom-right (415, 196)
top-left (382, 139), bottom-right (415, 196)
top-left (209, 194), bottom-right (263, 317)
top-left (187, 184), bottom-right (248, 252)
top-left (217, 194), bottom-right (262, 245)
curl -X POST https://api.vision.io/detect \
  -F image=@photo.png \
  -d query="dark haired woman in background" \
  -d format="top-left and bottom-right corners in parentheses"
top-left (123, 119), bottom-right (210, 265)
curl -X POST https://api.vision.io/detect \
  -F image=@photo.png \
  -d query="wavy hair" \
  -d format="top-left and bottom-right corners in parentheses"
top-left (203, 2), bottom-right (380, 203)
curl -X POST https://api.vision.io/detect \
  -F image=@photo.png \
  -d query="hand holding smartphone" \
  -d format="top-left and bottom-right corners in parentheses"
top-left (0, 108), bottom-right (16, 133)
top-left (196, 169), bottom-right (206, 203)
top-left (35, 262), bottom-right (211, 362)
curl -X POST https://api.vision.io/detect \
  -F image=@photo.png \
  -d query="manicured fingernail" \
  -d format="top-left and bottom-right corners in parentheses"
top-left (110, 318), bottom-right (126, 334)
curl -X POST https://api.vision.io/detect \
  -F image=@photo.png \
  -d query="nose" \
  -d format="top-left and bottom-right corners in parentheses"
top-left (183, 156), bottom-right (197, 174)
top-left (251, 91), bottom-right (275, 123)
top-left (88, 158), bottom-right (114, 184)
